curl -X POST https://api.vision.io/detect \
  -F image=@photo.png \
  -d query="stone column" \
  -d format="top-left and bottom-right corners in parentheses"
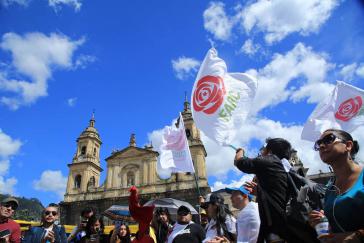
top-left (149, 159), bottom-right (156, 184)
top-left (112, 165), bottom-right (119, 188)
top-left (106, 165), bottom-right (113, 189)
top-left (66, 172), bottom-right (73, 194)
top-left (143, 161), bottom-right (148, 185)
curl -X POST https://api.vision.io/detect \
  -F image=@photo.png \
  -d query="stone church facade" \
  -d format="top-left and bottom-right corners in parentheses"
top-left (59, 101), bottom-right (211, 224)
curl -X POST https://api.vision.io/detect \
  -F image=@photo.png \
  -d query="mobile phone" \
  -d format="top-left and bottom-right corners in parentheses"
top-left (0, 229), bottom-right (11, 238)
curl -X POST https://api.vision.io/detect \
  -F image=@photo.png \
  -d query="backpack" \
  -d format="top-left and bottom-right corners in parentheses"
top-left (287, 171), bottom-right (326, 222)
top-left (259, 170), bottom-right (326, 243)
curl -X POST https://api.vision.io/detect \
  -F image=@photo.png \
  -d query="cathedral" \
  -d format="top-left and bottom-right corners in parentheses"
top-left (59, 99), bottom-right (334, 224)
top-left (59, 100), bottom-right (211, 224)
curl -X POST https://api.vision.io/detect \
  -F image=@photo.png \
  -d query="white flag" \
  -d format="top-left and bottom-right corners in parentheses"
top-left (301, 81), bottom-right (364, 141)
top-left (191, 48), bottom-right (257, 145)
top-left (157, 113), bottom-right (195, 178)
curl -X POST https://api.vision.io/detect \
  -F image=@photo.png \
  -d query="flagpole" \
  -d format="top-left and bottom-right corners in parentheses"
top-left (222, 143), bottom-right (239, 151)
top-left (193, 172), bottom-right (201, 197)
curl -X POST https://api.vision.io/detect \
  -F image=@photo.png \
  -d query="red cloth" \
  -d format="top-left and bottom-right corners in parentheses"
top-left (0, 219), bottom-right (21, 243)
top-left (128, 186), bottom-right (155, 242)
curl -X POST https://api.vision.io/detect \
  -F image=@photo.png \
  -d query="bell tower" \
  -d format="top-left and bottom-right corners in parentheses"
top-left (181, 94), bottom-right (208, 182)
top-left (65, 113), bottom-right (103, 196)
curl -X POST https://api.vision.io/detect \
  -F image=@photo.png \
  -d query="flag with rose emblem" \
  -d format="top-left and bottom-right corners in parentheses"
top-left (301, 81), bottom-right (364, 141)
top-left (191, 48), bottom-right (258, 145)
top-left (157, 113), bottom-right (195, 179)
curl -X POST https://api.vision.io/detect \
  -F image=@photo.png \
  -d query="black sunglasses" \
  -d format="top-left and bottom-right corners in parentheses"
top-left (314, 133), bottom-right (344, 151)
top-left (44, 211), bottom-right (57, 216)
top-left (1, 203), bottom-right (17, 210)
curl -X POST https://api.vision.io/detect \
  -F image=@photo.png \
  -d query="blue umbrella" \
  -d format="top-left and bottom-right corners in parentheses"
top-left (103, 205), bottom-right (132, 221)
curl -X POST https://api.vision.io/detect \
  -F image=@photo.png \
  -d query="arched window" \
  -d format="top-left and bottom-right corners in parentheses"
top-left (74, 175), bottom-right (82, 188)
top-left (81, 146), bottom-right (86, 155)
top-left (185, 129), bottom-right (191, 138)
top-left (127, 171), bottom-right (135, 186)
top-left (93, 148), bottom-right (97, 156)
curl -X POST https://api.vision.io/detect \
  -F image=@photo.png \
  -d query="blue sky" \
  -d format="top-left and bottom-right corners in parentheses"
top-left (0, 0), bottom-right (364, 206)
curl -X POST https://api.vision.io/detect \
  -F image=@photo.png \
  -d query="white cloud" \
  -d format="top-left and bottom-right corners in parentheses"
top-left (290, 82), bottom-right (335, 104)
top-left (240, 39), bottom-right (260, 56)
top-left (0, 130), bottom-right (21, 195)
top-left (67, 97), bottom-right (77, 107)
top-left (239, 0), bottom-right (338, 44)
top-left (356, 64), bottom-right (364, 78)
top-left (339, 63), bottom-right (358, 82)
top-left (249, 42), bottom-right (333, 113)
top-left (172, 57), bottom-right (200, 80)
top-left (0, 0), bottom-right (29, 7)
top-left (0, 177), bottom-right (17, 195)
top-left (203, 2), bottom-right (234, 41)
top-left (74, 54), bottom-right (96, 69)
top-left (212, 173), bottom-right (255, 191)
top-left (0, 32), bottom-right (85, 110)
top-left (0, 160), bottom-right (10, 176)
top-left (33, 170), bottom-right (67, 199)
top-left (48, 0), bottom-right (82, 12)
top-left (0, 129), bottom-right (22, 157)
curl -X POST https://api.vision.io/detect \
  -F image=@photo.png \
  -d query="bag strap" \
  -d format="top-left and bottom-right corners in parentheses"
top-left (258, 171), bottom-right (300, 218)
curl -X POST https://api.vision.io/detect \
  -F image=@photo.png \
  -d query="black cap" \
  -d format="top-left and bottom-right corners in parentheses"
top-left (177, 206), bottom-right (191, 216)
top-left (201, 193), bottom-right (224, 209)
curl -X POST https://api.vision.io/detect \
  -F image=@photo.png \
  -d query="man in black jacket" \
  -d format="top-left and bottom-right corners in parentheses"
top-left (234, 138), bottom-right (293, 243)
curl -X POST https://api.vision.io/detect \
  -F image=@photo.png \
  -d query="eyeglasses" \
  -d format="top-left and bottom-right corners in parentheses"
top-left (314, 134), bottom-right (344, 151)
top-left (1, 203), bottom-right (17, 210)
top-left (44, 211), bottom-right (57, 216)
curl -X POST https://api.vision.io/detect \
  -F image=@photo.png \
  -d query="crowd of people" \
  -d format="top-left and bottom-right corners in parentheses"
top-left (1, 128), bottom-right (364, 243)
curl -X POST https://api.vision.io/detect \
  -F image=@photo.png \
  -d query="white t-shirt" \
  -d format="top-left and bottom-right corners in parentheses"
top-left (203, 214), bottom-right (236, 242)
top-left (236, 201), bottom-right (260, 243)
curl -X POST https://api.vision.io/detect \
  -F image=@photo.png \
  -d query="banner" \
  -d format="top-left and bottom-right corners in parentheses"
top-left (191, 48), bottom-right (257, 145)
top-left (301, 81), bottom-right (364, 141)
top-left (157, 113), bottom-right (195, 178)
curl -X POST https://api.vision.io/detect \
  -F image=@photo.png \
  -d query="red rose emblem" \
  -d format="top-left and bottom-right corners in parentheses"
top-left (193, 75), bottom-right (226, 115)
top-left (335, 96), bottom-right (363, 121)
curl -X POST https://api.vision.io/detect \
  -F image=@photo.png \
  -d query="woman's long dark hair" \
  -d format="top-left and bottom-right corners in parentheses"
top-left (212, 202), bottom-right (235, 241)
top-left (117, 223), bottom-right (131, 243)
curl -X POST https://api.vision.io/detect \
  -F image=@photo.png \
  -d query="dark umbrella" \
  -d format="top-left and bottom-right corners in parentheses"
top-left (103, 205), bottom-right (133, 221)
top-left (144, 198), bottom-right (198, 214)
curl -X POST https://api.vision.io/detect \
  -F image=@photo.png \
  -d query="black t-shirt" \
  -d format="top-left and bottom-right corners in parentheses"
top-left (172, 223), bottom-right (206, 243)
